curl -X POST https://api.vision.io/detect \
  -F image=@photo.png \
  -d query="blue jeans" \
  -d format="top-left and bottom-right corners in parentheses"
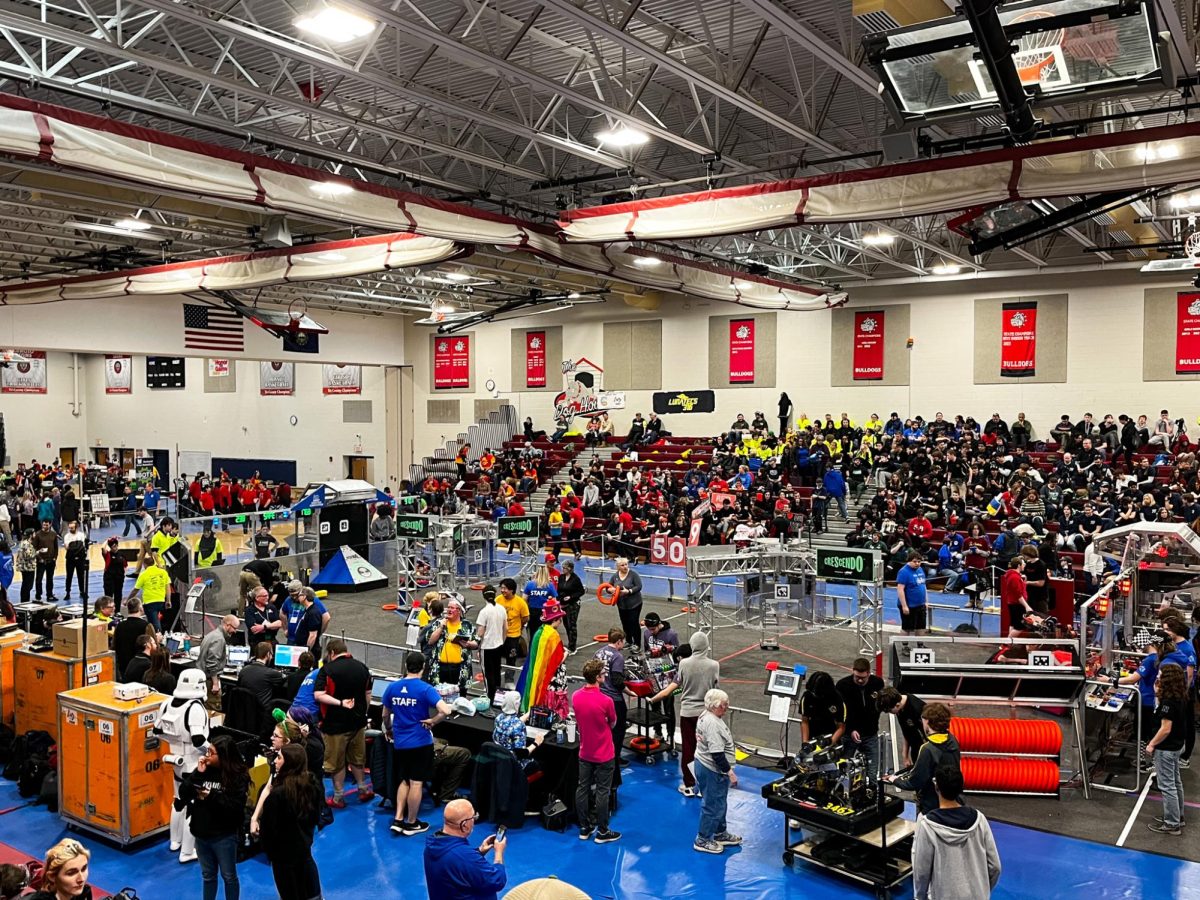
top-left (695, 763), bottom-right (729, 840)
top-left (196, 832), bottom-right (240, 900)
top-left (1155, 748), bottom-right (1184, 828)
top-left (145, 603), bottom-right (164, 633)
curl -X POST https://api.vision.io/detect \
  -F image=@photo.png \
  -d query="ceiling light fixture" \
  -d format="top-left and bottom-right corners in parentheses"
top-left (113, 217), bottom-right (152, 232)
top-left (1137, 143), bottom-right (1180, 162)
top-left (433, 301), bottom-right (456, 314)
top-left (861, 232), bottom-right (895, 247)
top-left (442, 272), bottom-right (472, 282)
top-left (311, 181), bottom-right (354, 197)
top-left (596, 126), bottom-right (650, 147)
top-left (632, 256), bottom-right (662, 268)
top-left (295, 5), bottom-right (376, 42)
top-left (567, 291), bottom-right (581, 299)
top-left (930, 263), bottom-right (963, 276)
top-left (63, 220), bottom-right (162, 239)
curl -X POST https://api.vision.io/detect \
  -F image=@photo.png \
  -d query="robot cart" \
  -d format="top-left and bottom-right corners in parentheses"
top-left (623, 655), bottom-right (678, 765)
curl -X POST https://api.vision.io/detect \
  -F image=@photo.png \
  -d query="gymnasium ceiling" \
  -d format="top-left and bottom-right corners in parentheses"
top-left (0, 0), bottom-right (1198, 318)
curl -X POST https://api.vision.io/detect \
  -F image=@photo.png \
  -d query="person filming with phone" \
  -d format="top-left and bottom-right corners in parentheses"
top-left (423, 797), bottom-right (508, 900)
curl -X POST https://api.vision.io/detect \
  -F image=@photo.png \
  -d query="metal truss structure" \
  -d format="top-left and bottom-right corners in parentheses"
top-left (0, 0), bottom-right (1197, 314)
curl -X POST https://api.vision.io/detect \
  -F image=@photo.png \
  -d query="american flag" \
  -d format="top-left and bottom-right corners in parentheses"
top-left (183, 304), bottom-right (244, 351)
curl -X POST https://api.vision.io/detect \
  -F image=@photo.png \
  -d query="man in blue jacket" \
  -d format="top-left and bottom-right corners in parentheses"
top-left (424, 798), bottom-right (507, 900)
top-left (822, 465), bottom-right (848, 521)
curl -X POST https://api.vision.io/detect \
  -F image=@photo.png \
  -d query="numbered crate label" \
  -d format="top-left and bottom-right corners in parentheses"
top-left (86, 662), bottom-right (103, 676)
top-left (65, 709), bottom-right (78, 726)
top-left (99, 720), bottom-right (115, 737)
top-left (138, 711), bottom-right (158, 728)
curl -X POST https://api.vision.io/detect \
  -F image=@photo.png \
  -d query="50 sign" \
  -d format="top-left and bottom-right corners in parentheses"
top-left (650, 534), bottom-right (686, 567)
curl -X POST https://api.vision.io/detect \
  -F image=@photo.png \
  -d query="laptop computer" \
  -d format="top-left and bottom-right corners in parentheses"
top-left (371, 677), bottom-right (398, 703)
top-left (226, 645), bottom-right (251, 669)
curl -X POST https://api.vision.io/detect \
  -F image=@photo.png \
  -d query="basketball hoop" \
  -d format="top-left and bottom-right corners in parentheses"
top-left (1010, 10), bottom-right (1066, 87)
top-left (286, 298), bottom-right (308, 331)
top-left (1185, 232), bottom-right (1200, 265)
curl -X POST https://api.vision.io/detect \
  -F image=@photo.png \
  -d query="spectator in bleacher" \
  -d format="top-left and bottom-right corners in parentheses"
top-left (1149, 410), bottom-right (1175, 452)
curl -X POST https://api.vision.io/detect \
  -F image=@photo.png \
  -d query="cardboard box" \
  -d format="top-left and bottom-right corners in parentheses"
top-left (52, 620), bottom-right (110, 657)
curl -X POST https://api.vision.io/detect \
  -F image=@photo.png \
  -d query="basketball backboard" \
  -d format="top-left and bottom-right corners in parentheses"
top-left (865, 0), bottom-right (1164, 127)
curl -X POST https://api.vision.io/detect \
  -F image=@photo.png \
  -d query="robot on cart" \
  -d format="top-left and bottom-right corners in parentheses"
top-left (153, 668), bottom-right (210, 863)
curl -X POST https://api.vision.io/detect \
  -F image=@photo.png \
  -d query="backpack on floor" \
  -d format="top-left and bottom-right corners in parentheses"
top-left (0, 723), bottom-right (15, 766)
top-left (39, 769), bottom-right (58, 812)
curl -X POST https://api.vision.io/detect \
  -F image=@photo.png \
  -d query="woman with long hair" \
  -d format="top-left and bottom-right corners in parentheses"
top-left (180, 736), bottom-right (249, 900)
top-left (259, 744), bottom-right (324, 900)
top-left (28, 839), bottom-right (92, 900)
top-left (144, 646), bottom-right (177, 695)
top-left (523, 563), bottom-right (558, 636)
top-left (1148, 664), bottom-right (1188, 835)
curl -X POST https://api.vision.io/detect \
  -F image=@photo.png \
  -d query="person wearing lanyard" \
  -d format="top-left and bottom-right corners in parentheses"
top-left (421, 598), bottom-right (479, 693)
top-left (557, 560), bottom-right (585, 655)
top-left (611, 557), bottom-right (643, 651)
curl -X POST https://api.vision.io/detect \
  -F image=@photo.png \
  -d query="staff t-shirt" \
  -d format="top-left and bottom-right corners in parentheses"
top-left (135, 565), bottom-right (170, 605)
top-left (382, 678), bottom-right (443, 749)
top-left (523, 581), bottom-right (557, 611)
top-left (896, 564), bottom-right (927, 609)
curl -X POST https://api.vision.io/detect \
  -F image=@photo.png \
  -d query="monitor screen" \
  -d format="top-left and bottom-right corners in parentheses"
top-left (166, 637), bottom-right (182, 655)
top-left (226, 646), bottom-right (251, 667)
top-left (274, 645), bottom-right (306, 668)
top-left (371, 677), bottom-right (396, 702)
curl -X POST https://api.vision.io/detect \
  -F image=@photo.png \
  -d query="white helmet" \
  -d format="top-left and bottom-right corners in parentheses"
top-left (175, 668), bottom-right (208, 701)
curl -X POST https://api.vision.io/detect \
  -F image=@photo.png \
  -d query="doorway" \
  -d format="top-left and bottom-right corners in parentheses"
top-left (118, 448), bottom-right (135, 470)
top-left (346, 455), bottom-right (373, 482)
top-left (150, 449), bottom-right (171, 488)
top-left (59, 448), bottom-right (76, 467)
top-left (91, 447), bottom-right (109, 466)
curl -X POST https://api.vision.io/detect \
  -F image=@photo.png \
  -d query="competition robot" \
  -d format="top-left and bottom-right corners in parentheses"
top-left (154, 668), bottom-right (210, 863)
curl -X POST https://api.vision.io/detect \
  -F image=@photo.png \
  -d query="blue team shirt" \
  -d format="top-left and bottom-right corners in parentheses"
top-left (382, 678), bottom-right (443, 749)
top-left (523, 581), bottom-right (558, 611)
top-left (291, 668), bottom-right (319, 717)
top-left (284, 597), bottom-right (328, 642)
top-left (1136, 650), bottom-right (1190, 707)
top-left (896, 564), bottom-right (927, 609)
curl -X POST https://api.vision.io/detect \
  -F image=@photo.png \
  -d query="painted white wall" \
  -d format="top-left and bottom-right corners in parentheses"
top-left (0, 294), bottom-right (405, 365)
top-left (2, 353), bottom-right (388, 485)
top-left (405, 269), bottom-right (1199, 452)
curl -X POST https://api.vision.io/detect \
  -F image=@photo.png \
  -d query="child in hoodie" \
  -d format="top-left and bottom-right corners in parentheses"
top-left (912, 765), bottom-right (1001, 900)
top-left (883, 702), bottom-right (961, 815)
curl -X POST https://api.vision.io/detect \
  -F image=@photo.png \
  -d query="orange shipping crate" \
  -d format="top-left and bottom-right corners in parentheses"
top-left (0, 629), bottom-right (27, 727)
top-left (58, 683), bottom-right (173, 844)
top-left (13, 649), bottom-right (115, 738)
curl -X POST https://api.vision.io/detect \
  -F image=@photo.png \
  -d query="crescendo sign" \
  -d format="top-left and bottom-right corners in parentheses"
top-left (814, 547), bottom-right (879, 583)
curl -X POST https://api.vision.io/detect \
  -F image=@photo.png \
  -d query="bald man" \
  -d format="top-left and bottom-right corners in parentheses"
top-left (196, 614), bottom-right (241, 712)
top-left (424, 798), bottom-right (508, 900)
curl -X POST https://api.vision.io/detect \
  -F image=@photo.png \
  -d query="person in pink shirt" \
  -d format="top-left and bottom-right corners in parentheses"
top-left (571, 659), bottom-right (622, 844)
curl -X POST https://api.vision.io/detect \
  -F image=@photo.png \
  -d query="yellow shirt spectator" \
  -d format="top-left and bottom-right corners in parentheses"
top-left (440, 620), bottom-right (464, 664)
top-left (134, 564), bottom-right (170, 606)
top-left (500, 593), bottom-right (530, 638)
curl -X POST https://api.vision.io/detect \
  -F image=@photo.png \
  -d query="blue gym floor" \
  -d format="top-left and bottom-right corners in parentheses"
top-left (0, 760), bottom-right (1193, 899)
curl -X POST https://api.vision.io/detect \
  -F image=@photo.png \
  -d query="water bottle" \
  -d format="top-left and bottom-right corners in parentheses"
top-left (555, 722), bottom-right (566, 745)
top-left (566, 715), bottom-right (577, 743)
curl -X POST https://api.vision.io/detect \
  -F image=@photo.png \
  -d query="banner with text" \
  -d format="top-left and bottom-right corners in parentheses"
top-left (729, 319), bottom-right (755, 383)
top-left (652, 390), bottom-right (716, 414)
top-left (433, 336), bottom-right (471, 389)
top-left (1000, 301), bottom-right (1037, 378)
top-left (1, 350), bottom-right (46, 394)
top-left (207, 358), bottom-right (231, 378)
top-left (526, 331), bottom-right (546, 388)
top-left (104, 355), bottom-right (132, 394)
top-left (322, 364), bottom-right (361, 395)
top-left (852, 310), bottom-right (885, 380)
top-left (260, 361), bottom-right (295, 395)
top-left (1176, 293), bottom-right (1200, 374)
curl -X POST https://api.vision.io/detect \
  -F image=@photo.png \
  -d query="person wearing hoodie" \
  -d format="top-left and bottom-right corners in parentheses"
top-left (822, 465), bottom-right (848, 521)
top-left (649, 630), bottom-right (720, 797)
top-left (424, 797), bottom-right (508, 899)
top-left (179, 736), bottom-right (249, 900)
top-left (883, 702), bottom-right (961, 814)
top-left (911, 765), bottom-right (1000, 900)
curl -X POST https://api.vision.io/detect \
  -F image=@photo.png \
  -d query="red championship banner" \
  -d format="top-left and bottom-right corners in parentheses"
top-left (729, 318), bottom-right (755, 383)
top-left (1176, 293), bottom-right (1200, 374)
top-left (433, 336), bottom-right (470, 389)
top-left (104, 355), bottom-right (132, 394)
top-left (526, 331), bottom-right (546, 388)
top-left (1000, 301), bottom-right (1037, 377)
top-left (852, 310), bottom-right (885, 380)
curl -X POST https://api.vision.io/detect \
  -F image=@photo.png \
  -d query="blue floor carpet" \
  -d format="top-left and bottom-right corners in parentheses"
top-left (0, 756), bottom-right (1194, 899)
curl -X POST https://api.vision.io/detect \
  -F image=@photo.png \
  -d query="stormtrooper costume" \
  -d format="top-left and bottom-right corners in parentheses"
top-left (154, 668), bottom-right (210, 863)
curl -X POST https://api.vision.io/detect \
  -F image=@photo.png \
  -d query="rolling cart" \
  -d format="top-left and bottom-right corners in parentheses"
top-left (623, 654), bottom-right (677, 765)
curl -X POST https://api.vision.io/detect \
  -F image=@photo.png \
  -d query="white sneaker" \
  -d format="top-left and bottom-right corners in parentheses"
top-left (678, 784), bottom-right (698, 797)
top-left (169, 842), bottom-right (182, 852)
top-left (178, 850), bottom-right (198, 864)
